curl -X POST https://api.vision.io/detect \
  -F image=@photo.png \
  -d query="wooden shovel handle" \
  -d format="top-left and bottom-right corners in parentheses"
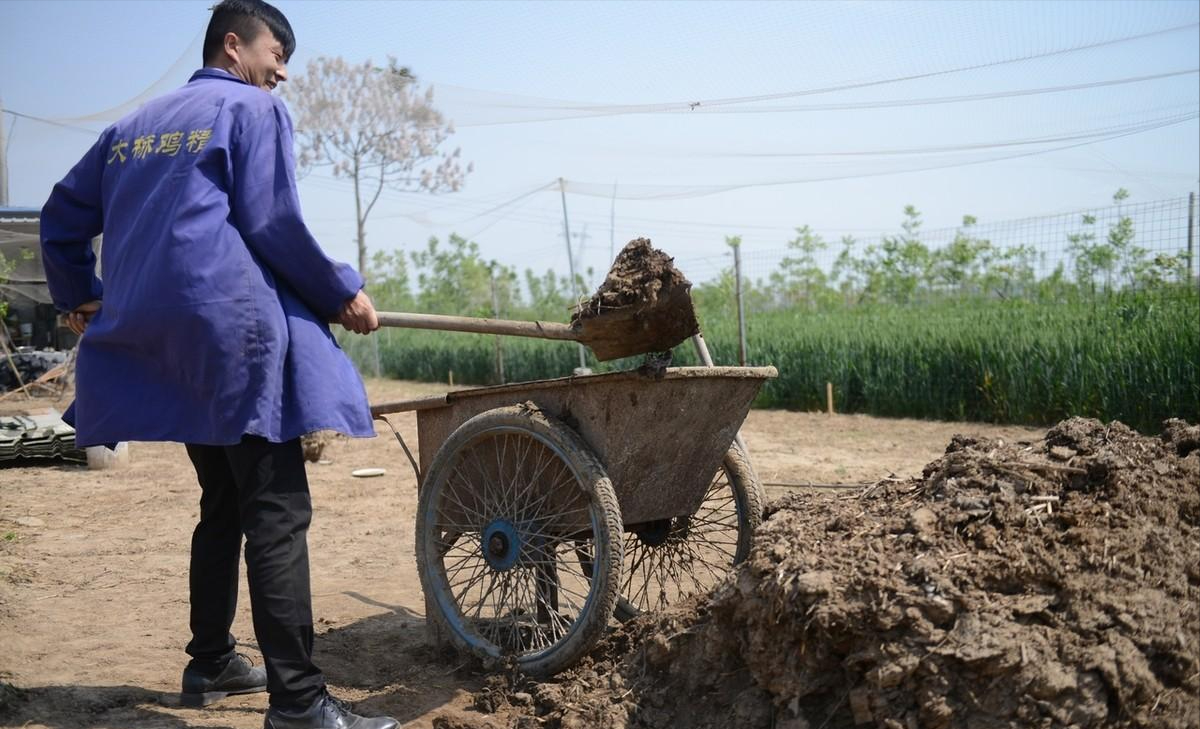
top-left (375, 311), bottom-right (580, 342)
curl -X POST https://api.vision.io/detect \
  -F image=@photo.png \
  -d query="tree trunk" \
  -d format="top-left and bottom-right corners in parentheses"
top-left (350, 155), bottom-right (379, 376)
top-left (353, 156), bottom-right (366, 278)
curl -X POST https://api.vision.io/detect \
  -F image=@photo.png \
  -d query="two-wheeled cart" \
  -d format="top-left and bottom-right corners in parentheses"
top-left (371, 363), bottom-right (776, 676)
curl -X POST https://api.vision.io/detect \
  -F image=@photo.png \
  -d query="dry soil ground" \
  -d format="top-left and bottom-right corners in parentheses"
top-left (0, 377), bottom-right (1048, 729)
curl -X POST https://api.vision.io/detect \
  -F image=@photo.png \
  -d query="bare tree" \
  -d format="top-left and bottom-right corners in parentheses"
top-left (282, 57), bottom-right (470, 276)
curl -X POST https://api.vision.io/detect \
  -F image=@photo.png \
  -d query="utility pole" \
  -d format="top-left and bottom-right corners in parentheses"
top-left (560, 224), bottom-right (591, 267)
top-left (558, 178), bottom-right (588, 372)
top-left (609, 181), bottom-right (617, 263)
top-left (0, 98), bottom-right (10, 206)
top-left (733, 241), bottom-right (747, 366)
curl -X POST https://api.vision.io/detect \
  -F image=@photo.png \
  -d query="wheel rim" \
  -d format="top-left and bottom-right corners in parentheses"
top-left (618, 463), bottom-right (744, 615)
top-left (422, 426), bottom-right (606, 660)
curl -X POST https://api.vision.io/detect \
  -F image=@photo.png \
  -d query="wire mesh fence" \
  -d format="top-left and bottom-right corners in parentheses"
top-left (678, 189), bottom-right (1199, 308)
top-left (661, 190), bottom-right (1199, 429)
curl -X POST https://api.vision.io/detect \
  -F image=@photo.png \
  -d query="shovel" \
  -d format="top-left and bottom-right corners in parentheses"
top-left (375, 239), bottom-right (699, 361)
top-left (376, 283), bottom-right (695, 361)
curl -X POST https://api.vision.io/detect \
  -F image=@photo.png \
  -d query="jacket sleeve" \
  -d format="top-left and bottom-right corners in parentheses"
top-left (229, 99), bottom-right (363, 319)
top-left (40, 133), bottom-right (107, 312)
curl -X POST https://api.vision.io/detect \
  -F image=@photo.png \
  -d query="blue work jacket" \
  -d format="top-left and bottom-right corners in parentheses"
top-left (40, 68), bottom-right (374, 447)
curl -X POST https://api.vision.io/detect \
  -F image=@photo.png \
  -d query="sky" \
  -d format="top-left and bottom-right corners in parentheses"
top-left (2, 0), bottom-right (1198, 287)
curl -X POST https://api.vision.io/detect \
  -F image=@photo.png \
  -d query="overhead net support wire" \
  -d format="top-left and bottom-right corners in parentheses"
top-left (437, 22), bottom-right (1200, 126)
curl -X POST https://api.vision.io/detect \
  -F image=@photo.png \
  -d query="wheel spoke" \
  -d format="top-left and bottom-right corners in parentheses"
top-left (451, 561), bottom-right (492, 605)
top-left (515, 467), bottom-right (580, 525)
top-left (679, 539), bottom-right (732, 584)
top-left (472, 571), bottom-right (501, 621)
top-left (444, 548), bottom-right (485, 579)
top-left (443, 468), bottom-right (488, 523)
top-left (616, 458), bottom-right (757, 619)
top-left (420, 416), bottom-right (619, 674)
top-left (512, 443), bottom-right (555, 512)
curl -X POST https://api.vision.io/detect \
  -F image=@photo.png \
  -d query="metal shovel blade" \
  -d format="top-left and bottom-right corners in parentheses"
top-left (374, 238), bottom-right (700, 361)
top-left (569, 281), bottom-right (699, 361)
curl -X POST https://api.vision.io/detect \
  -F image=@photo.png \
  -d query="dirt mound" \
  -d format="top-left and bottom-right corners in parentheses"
top-left (573, 238), bottom-right (692, 319)
top-left (463, 417), bottom-right (1199, 729)
top-left (569, 239), bottom-right (699, 361)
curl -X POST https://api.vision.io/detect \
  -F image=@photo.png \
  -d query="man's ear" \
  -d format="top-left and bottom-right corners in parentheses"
top-left (222, 31), bottom-right (241, 63)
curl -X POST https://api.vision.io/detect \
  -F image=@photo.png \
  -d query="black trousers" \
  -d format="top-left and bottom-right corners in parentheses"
top-left (184, 436), bottom-right (324, 709)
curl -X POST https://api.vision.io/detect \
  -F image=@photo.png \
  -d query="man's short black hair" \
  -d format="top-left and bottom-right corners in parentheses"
top-left (203, 0), bottom-right (296, 65)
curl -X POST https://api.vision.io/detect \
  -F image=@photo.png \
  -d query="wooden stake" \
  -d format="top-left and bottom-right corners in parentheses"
top-left (489, 265), bottom-right (505, 385)
top-left (0, 322), bottom-right (30, 400)
top-left (826, 381), bottom-right (834, 415)
top-left (448, 369), bottom-right (454, 387)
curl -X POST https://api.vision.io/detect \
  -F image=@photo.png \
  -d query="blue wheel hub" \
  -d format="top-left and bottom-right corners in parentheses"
top-left (482, 519), bottom-right (521, 571)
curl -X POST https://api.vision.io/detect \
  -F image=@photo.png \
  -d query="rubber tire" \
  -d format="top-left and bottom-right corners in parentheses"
top-left (613, 442), bottom-right (763, 621)
top-left (415, 405), bottom-right (623, 677)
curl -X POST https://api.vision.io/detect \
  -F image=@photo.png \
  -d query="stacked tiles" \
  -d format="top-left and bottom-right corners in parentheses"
top-left (0, 411), bottom-right (86, 463)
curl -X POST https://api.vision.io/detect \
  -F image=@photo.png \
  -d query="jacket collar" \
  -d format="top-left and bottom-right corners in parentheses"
top-left (189, 67), bottom-right (251, 85)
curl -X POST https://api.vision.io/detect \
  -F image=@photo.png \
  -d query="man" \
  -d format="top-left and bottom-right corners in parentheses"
top-left (40, 2), bottom-right (398, 728)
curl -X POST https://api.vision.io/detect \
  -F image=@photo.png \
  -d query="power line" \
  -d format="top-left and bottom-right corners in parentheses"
top-left (460, 184), bottom-right (550, 240)
top-left (1, 109), bottom-right (101, 136)
top-left (301, 174), bottom-right (560, 228)
top-left (559, 112), bottom-right (1198, 200)
top-left (709, 110), bottom-right (1200, 158)
top-left (447, 23), bottom-right (1200, 125)
top-left (662, 69), bottom-right (1200, 115)
top-left (431, 180), bottom-right (554, 222)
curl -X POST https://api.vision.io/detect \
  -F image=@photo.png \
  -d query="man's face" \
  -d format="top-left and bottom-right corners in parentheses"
top-left (228, 23), bottom-right (288, 91)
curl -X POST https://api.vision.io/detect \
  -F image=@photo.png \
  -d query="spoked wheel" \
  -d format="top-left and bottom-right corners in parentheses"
top-left (614, 443), bottom-right (762, 621)
top-left (415, 406), bottom-right (623, 677)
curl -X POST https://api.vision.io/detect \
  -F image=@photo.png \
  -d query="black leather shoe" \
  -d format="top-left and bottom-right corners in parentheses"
top-left (181, 653), bottom-right (267, 707)
top-left (263, 692), bottom-right (399, 729)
